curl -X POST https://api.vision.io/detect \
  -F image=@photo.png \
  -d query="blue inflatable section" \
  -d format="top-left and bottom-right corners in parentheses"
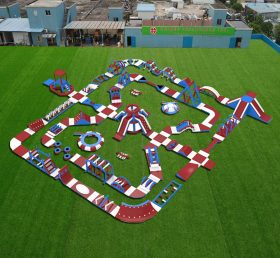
top-left (80, 132), bottom-right (102, 148)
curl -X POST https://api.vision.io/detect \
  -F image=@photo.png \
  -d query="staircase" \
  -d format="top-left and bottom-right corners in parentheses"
top-left (44, 158), bottom-right (57, 175)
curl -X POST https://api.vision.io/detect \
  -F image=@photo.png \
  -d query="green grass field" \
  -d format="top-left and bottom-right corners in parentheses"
top-left (1, 41), bottom-right (280, 258)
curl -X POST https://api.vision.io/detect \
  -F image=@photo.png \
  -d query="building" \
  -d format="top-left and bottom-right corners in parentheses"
top-left (0, 0), bottom-right (76, 46)
top-left (192, 0), bottom-right (215, 4)
top-left (245, 3), bottom-right (280, 20)
top-left (208, 3), bottom-right (228, 26)
top-left (136, 3), bottom-right (156, 20)
top-left (0, 1), bottom-right (253, 49)
top-left (124, 4), bottom-right (252, 48)
top-left (171, 0), bottom-right (184, 9)
top-left (0, 18), bottom-right (42, 45)
top-left (0, 2), bottom-right (20, 18)
top-left (108, 7), bottom-right (124, 21)
top-left (64, 21), bottom-right (125, 46)
top-left (26, 0), bottom-right (76, 46)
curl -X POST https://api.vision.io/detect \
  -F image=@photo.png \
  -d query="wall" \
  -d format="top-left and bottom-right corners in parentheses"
top-left (125, 27), bottom-right (252, 48)
top-left (30, 32), bottom-right (48, 46)
top-left (138, 11), bottom-right (154, 20)
top-left (108, 8), bottom-right (123, 21)
top-left (252, 33), bottom-right (280, 53)
top-left (8, 3), bottom-right (20, 18)
top-left (0, 3), bottom-right (20, 18)
top-left (125, 27), bottom-right (183, 47)
top-left (234, 29), bottom-right (252, 48)
top-left (262, 12), bottom-right (278, 20)
top-left (0, 7), bottom-right (9, 18)
top-left (27, 3), bottom-right (65, 45)
top-left (66, 4), bottom-right (77, 24)
top-left (12, 32), bottom-right (30, 45)
top-left (192, 35), bottom-right (230, 48)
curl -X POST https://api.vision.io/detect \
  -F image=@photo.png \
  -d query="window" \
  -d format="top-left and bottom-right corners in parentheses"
top-left (33, 10), bottom-right (37, 16)
top-left (45, 10), bottom-right (51, 16)
top-left (217, 19), bottom-right (222, 25)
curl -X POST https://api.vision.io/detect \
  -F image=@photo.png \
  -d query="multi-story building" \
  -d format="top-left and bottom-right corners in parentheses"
top-left (0, 0), bottom-right (76, 46)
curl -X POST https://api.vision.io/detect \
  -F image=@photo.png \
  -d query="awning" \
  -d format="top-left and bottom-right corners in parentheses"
top-left (64, 21), bottom-right (125, 30)
top-left (0, 18), bottom-right (43, 32)
top-left (42, 33), bottom-right (56, 39)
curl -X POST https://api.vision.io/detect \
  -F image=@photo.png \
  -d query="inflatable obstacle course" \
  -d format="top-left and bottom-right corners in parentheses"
top-left (10, 59), bottom-right (272, 223)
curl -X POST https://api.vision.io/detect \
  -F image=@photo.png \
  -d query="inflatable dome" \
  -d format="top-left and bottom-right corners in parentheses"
top-left (161, 102), bottom-right (180, 115)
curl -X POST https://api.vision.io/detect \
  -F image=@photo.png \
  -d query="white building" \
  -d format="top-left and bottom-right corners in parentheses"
top-left (171, 0), bottom-right (184, 9)
top-left (192, 0), bottom-right (215, 4)
top-left (136, 3), bottom-right (156, 20)
top-left (246, 3), bottom-right (280, 20)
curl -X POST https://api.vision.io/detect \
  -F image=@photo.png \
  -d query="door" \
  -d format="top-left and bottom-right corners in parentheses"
top-left (183, 37), bottom-right (193, 48)
top-left (28, 33), bottom-right (33, 45)
top-left (235, 37), bottom-right (242, 48)
top-left (127, 36), bottom-right (131, 47)
top-left (229, 37), bottom-right (236, 48)
top-left (229, 37), bottom-right (242, 48)
top-left (0, 33), bottom-right (4, 45)
top-left (131, 36), bottom-right (136, 47)
top-left (127, 36), bottom-right (136, 47)
top-left (47, 37), bottom-right (57, 46)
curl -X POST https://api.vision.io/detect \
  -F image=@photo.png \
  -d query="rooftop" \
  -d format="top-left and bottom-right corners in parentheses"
top-left (246, 3), bottom-right (280, 14)
top-left (108, 6), bottom-right (124, 10)
top-left (210, 3), bottom-right (227, 9)
top-left (64, 20), bottom-right (125, 30)
top-left (227, 20), bottom-right (252, 30)
top-left (154, 2), bottom-right (206, 18)
top-left (126, 19), bottom-right (143, 28)
top-left (137, 3), bottom-right (156, 12)
top-left (0, 18), bottom-right (43, 32)
top-left (27, 0), bottom-right (63, 8)
top-left (65, 1), bottom-right (76, 9)
top-left (193, 0), bottom-right (215, 4)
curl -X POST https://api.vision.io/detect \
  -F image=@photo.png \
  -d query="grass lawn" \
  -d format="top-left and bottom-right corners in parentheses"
top-left (0, 41), bottom-right (280, 258)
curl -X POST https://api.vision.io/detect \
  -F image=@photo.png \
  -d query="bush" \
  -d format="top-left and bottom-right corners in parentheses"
top-left (250, 22), bottom-right (262, 33)
top-left (261, 22), bottom-right (273, 37)
top-left (274, 24), bottom-right (280, 45)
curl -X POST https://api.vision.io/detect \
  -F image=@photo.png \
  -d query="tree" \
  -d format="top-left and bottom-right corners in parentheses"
top-left (232, 3), bottom-right (243, 13)
top-left (245, 9), bottom-right (255, 23)
top-left (274, 24), bottom-right (280, 45)
top-left (261, 22), bottom-right (273, 37)
top-left (248, 14), bottom-right (265, 34)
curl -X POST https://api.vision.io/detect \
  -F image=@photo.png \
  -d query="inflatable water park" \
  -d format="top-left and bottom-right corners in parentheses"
top-left (10, 59), bottom-right (272, 223)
